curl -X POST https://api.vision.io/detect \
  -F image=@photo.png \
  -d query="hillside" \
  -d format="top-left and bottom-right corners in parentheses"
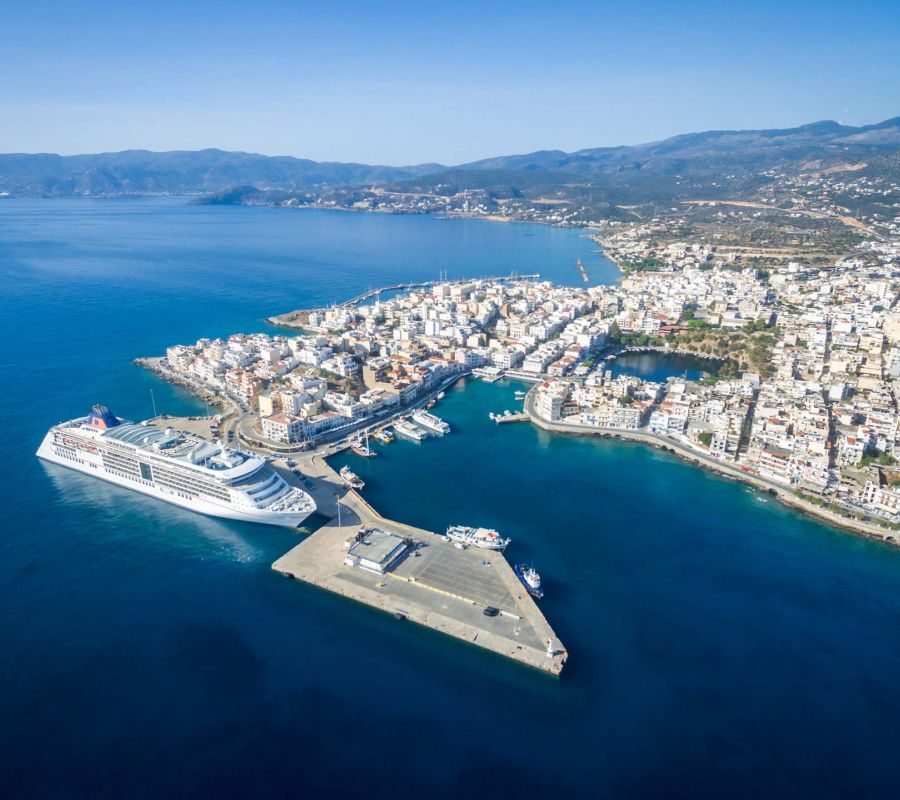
top-left (0, 149), bottom-right (444, 197)
top-left (1, 118), bottom-right (898, 212)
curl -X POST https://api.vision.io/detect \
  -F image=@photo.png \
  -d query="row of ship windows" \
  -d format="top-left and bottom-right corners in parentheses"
top-left (55, 448), bottom-right (87, 466)
top-left (105, 466), bottom-right (195, 502)
top-left (153, 470), bottom-right (230, 501)
top-left (105, 467), bottom-right (155, 489)
top-left (101, 454), bottom-right (229, 501)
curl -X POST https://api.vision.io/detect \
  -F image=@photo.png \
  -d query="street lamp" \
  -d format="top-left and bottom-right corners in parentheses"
top-left (334, 493), bottom-right (342, 530)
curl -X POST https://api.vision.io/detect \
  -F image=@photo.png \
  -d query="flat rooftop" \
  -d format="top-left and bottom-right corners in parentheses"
top-left (348, 529), bottom-right (407, 565)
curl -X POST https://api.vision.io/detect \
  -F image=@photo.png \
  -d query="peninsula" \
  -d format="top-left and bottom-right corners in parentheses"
top-left (141, 223), bottom-right (900, 551)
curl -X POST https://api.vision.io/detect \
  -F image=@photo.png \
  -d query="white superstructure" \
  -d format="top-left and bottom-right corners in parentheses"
top-left (393, 420), bottom-right (426, 441)
top-left (37, 405), bottom-right (316, 528)
top-left (446, 524), bottom-right (511, 551)
top-left (411, 409), bottom-right (450, 435)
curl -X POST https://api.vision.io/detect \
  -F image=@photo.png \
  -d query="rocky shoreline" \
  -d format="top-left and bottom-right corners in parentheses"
top-left (133, 357), bottom-right (240, 419)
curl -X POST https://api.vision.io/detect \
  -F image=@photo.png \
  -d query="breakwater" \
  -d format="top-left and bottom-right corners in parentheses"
top-left (268, 274), bottom-right (541, 329)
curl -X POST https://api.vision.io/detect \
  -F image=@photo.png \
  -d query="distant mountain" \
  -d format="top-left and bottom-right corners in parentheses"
top-left (455, 118), bottom-right (900, 175)
top-left (1, 117), bottom-right (898, 204)
top-left (0, 149), bottom-right (444, 197)
top-left (367, 117), bottom-right (900, 211)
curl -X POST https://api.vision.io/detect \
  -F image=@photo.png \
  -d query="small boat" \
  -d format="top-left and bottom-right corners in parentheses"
top-left (394, 419), bottom-right (427, 442)
top-left (515, 564), bottom-right (544, 599)
top-left (437, 391), bottom-right (446, 400)
top-left (351, 431), bottom-right (376, 458)
top-left (446, 524), bottom-right (510, 551)
top-left (412, 409), bottom-right (450, 435)
top-left (373, 428), bottom-right (394, 444)
top-left (339, 465), bottom-right (365, 490)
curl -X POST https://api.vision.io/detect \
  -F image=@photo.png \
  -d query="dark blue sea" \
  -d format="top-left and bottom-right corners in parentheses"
top-left (2, 198), bottom-right (899, 798)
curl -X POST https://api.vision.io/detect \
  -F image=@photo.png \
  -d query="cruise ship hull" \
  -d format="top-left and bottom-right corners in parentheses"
top-left (36, 428), bottom-right (314, 529)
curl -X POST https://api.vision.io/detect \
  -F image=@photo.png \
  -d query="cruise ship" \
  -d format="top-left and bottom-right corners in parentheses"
top-left (411, 409), bottom-right (450, 435)
top-left (36, 405), bottom-right (316, 528)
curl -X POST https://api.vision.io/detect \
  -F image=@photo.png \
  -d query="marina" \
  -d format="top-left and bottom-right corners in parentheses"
top-left (268, 274), bottom-right (541, 330)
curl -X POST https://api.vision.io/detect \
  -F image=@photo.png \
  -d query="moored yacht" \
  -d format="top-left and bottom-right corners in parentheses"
top-left (412, 409), bottom-right (450, 435)
top-left (393, 419), bottom-right (426, 442)
top-left (351, 431), bottom-right (376, 458)
top-left (339, 465), bottom-right (365, 490)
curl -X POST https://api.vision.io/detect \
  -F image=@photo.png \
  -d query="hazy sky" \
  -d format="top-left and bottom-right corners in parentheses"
top-left (2, 0), bottom-right (899, 164)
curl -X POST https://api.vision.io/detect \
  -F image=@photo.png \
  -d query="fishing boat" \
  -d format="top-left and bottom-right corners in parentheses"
top-left (446, 524), bottom-right (510, 551)
top-left (351, 431), bottom-right (376, 458)
top-left (515, 564), bottom-right (544, 599)
top-left (339, 465), bottom-right (365, 490)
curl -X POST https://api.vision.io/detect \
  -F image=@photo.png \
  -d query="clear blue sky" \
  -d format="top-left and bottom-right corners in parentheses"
top-left (2, 0), bottom-right (898, 164)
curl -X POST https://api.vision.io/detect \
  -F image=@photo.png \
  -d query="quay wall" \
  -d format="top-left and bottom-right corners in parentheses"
top-left (524, 396), bottom-right (900, 548)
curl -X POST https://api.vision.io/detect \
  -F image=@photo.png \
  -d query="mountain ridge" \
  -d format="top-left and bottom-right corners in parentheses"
top-left (2, 117), bottom-right (898, 203)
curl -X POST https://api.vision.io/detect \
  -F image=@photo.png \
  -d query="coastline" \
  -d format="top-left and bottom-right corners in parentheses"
top-left (523, 389), bottom-right (900, 548)
top-left (133, 356), bottom-right (241, 420)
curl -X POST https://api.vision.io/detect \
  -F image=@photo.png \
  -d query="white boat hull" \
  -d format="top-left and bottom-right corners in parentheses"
top-left (36, 433), bottom-right (313, 528)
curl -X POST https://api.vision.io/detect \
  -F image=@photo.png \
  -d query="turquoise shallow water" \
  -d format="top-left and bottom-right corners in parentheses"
top-left (2, 199), bottom-right (900, 798)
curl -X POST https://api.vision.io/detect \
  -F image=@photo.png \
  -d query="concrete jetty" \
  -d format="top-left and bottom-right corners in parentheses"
top-left (272, 455), bottom-right (567, 675)
top-left (494, 412), bottom-right (529, 424)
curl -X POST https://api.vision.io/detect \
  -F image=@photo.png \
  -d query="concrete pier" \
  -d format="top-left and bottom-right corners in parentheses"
top-left (272, 456), bottom-right (567, 675)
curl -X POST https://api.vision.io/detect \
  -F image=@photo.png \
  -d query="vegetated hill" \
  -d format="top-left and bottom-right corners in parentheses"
top-left (0, 149), bottom-right (445, 197)
top-left (420, 117), bottom-right (900, 206)
top-left (458, 118), bottom-right (900, 176)
top-left (3, 117), bottom-right (899, 204)
top-left (324, 116), bottom-right (900, 211)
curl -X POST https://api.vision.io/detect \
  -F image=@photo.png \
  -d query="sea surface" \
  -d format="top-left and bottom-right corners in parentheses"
top-left (2, 198), bottom-right (900, 798)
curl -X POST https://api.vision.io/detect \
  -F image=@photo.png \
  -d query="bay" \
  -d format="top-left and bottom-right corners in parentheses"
top-left (1, 198), bottom-right (899, 798)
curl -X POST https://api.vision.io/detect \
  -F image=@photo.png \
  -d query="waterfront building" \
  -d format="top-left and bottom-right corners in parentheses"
top-left (344, 529), bottom-right (410, 574)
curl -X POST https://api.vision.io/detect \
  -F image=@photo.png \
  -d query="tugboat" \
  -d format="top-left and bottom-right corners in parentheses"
top-left (339, 465), bottom-right (365, 490)
top-left (515, 564), bottom-right (544, 599)
top-left (351, 431), bottom-right (376, 458)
